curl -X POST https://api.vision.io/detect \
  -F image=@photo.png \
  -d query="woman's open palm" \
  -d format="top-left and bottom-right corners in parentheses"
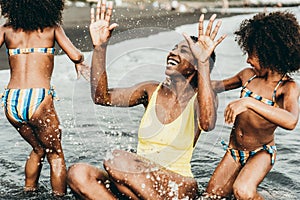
top-left (183, 14), bottom-right (226, 65)
top-left (89, 0), bottom-right (118, 46)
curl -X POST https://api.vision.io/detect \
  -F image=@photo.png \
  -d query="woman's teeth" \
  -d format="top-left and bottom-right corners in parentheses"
top-left (167, 59), bottom-right (179, 66)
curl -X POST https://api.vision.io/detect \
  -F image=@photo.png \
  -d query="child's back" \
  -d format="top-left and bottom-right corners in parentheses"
top-left (1, 25), bottom-right (84, 89)
top-left (0, 0), bottom-right (87, 196)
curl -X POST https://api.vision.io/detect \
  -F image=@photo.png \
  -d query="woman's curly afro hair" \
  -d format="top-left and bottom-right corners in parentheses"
top-left (234, 11), bottom-right (300, 74)
top-left (0, 0), bottom-right (65, 31)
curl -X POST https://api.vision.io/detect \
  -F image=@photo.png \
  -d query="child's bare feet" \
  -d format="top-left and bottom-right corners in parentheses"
top-left (24, 186), bottom-right (37, 192)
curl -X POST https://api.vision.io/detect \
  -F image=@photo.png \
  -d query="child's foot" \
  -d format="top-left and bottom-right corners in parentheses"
top-left (53, 190), bottom-right (65, 197)
top-left (24, 186), bottom-right (37, 192)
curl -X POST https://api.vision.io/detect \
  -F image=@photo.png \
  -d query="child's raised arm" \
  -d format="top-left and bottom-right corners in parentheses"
top-left (54, 25), bottom-right (89, 80)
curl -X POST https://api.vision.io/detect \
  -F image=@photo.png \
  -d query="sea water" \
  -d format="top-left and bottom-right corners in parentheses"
top-left (0, 6), bottom-right (299, 200)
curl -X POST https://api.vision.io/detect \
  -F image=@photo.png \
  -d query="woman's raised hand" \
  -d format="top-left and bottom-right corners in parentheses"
top-left (89, 0), bottom-right (118, 46)
top-left (183, 14), bottom-right (226, 65)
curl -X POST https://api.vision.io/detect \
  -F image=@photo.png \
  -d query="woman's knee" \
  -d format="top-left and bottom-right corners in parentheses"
top-left (179, 179), bottom-right (199, 199)
top-left (233, 181), bottom-right (256, 200)
top-left (67, 163), bottom-right (94, 187)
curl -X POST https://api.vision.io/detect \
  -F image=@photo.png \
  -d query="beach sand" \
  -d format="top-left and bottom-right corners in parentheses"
top-left (0, 3), bottom-right (249, 70)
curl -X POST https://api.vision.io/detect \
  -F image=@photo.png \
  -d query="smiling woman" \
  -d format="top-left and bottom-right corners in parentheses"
top-left (165, 41), bottom-right (198, 78)
top-left (166, 37), bottom-right (216, 78)
top-left (66, 0), bottom-right (226, 199)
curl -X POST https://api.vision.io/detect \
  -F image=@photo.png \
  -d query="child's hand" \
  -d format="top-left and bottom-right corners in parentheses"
top-left (75, 62), bottom-right (90, 81)
top-left (89, 0), bottom-right (118, 46)
top-left (224, 98), bottom-right (248, 124)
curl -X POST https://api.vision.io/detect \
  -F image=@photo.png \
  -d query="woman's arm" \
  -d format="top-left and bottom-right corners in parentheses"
top-left (183, 14), bottom-right (226, 131)
top-left (89, 1), bottom-right (157, 107)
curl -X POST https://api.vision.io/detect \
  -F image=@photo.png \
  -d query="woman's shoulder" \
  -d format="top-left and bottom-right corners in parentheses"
top-left (138, 81), bottom-right (160, 94)
top-left (129, 81), bottom-right (160, 98)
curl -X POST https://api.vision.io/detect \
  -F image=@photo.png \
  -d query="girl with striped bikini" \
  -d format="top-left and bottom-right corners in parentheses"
top-left (205, 11), bottom-right (300, 200)
top-left (0, 0), bottom-right (88, 196)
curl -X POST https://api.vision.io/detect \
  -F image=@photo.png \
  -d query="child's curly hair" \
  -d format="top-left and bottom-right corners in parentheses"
top-left (0, 0), bottom-right (65, 31)
top-left (234, 11), bottom-right (300, 74)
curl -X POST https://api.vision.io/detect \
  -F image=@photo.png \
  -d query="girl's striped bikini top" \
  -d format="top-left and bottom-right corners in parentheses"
top-left (240, 74), bottom-right (285, 107)
top-left (7, 47), bottom-right (55, 56)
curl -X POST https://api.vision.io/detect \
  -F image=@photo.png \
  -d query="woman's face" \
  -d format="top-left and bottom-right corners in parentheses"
top-left (165, 40), bottom-right (196, 78)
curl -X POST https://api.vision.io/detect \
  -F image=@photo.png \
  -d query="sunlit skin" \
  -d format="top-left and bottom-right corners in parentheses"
top-left (0, 0), bottom-right (89, 196)
top-left (206, 13), bottom-right (300, 200)
top-left (165, 42), bottom-right (197, 78)
top-left (67, 0), bottom-right (226, 199)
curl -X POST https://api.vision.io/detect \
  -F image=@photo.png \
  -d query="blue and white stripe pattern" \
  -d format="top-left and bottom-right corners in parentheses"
top-left (7, 47), bottom-right (55, 56)
top-left (221, 140), bottom-right (277, 166)
top-left (1, 87), bottom-right (56, 123)
top-left (240, 74), bottom-right (286, 107)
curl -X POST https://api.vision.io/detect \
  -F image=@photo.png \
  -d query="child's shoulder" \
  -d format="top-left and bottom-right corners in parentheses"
top-left (0, 22), bottom-right (7, 30)
top-left (0, 23), bottom-right (8, 39)
top-left (0, 22), bottom-right (13, 33)
top-left (274, 75), bottom-right (300, 100)
top-left (281, 76), bottom-right (300, 93)
top-left (238, 67), bottom-right (255, 81)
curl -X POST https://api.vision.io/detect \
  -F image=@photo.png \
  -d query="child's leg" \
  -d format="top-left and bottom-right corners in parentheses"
top-left (30, 95), bottom-right (67, 196)
top-left (13, 123), bottom-right (46, 190)
top-left (24, 150), bottom-right (45, 191)
top-left (34, 115), bottom-right (67, 196)
top-left (232, 151), bottom-right (275, 200)
top-left (205, 151), bottom-right (242, 198)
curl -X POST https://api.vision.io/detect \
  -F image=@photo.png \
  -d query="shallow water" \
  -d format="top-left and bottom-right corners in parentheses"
top-left (0, 7), bottom-right (300, 200)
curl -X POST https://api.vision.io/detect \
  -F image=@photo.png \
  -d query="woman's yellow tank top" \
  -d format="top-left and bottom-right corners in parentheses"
top-left (137, 84), bottom-right (198, 177)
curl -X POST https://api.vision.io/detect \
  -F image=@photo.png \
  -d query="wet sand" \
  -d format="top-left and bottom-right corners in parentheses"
top-left (0, 4), bottom-right (248, 70)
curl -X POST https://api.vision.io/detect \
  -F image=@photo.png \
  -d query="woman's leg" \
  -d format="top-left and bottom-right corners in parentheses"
top-left (232, 151), bottom-right (275, 200)
top-left (205, 151), bottom-right (242, 198)
top-left (104, 149), bottom-right (199, 200)
top-left (67, 163), bottom-right (119, 200)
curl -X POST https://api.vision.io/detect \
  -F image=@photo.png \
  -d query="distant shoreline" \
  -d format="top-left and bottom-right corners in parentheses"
top-left (0, 5), bottom-right (249, 71)
top-left (63, 6), bottom-right (249, 47)
top-left (0, 1), bottom-right (299, 70)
